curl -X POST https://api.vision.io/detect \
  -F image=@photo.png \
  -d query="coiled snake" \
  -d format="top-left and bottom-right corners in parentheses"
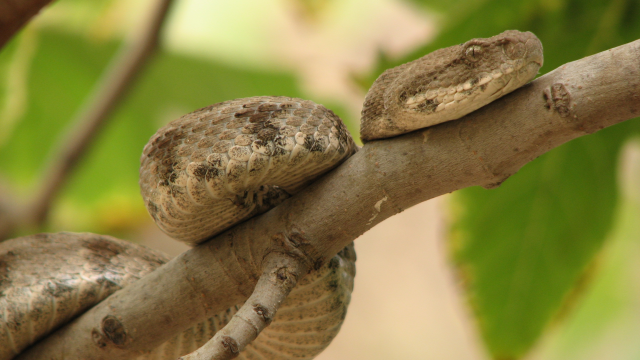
top-left (0, 30), bottom-right (542, 359)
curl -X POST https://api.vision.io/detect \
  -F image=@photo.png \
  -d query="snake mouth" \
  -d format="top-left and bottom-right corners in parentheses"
top-left (403, 59), bottom-right (541, 122)
top-left (404, 67), bottom-right (514, 112)
top-left (405, 51), bottom-right (542, 116)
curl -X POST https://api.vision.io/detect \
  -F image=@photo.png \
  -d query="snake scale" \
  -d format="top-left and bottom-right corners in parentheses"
top-left (0, 30), bottom-right (542, 359)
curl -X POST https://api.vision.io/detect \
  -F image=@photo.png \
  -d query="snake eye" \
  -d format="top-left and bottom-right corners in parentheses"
top-left (465, 45), bottom-right (483, 62)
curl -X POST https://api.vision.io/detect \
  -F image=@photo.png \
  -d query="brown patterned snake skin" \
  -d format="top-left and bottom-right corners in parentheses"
top-left (0, 30), bottom-right (542, 359)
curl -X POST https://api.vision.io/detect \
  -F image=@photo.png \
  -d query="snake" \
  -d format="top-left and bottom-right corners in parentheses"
top-left (0, 30), bottom-right (542, 359)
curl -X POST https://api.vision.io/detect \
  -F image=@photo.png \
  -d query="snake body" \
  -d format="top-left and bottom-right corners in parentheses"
top-left (139, 96), bottom-right (356, 246)
top-left (0, 30), bottom-right (542, 359)
top-left (0, 233), bottom-right (355, 359)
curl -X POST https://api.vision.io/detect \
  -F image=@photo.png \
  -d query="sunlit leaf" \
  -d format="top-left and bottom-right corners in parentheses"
top-left (449, 126), bottom-right (629, 358)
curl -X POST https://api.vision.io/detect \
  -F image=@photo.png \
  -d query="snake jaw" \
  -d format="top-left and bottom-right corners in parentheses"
top-left (360, 30), bottom-right (544, 142)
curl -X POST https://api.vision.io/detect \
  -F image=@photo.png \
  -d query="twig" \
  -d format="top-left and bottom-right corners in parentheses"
top-left (0, 0), bottom-right (54, 49)
top-left (24, 0), bottom-right (175, 227)
top-left (16, 39), bottom-right (640, 359)
top-left (179, 255), bottom-right (307, 360)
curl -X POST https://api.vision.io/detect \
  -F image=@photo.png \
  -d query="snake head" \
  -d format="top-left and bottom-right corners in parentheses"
top-left (360, 30), bottom-right (543, 142)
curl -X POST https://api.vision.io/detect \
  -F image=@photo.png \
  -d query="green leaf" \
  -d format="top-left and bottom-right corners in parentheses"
top-left (535, 155), bottom-right (640, 359)
top-left (449, 126), bottom-right (631, 358)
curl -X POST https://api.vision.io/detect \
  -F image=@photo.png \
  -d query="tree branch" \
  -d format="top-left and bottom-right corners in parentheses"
top-left (17, 39), bottom-right (640, 359)
top-left (0, 0), bottom-right (53, 49)
top-left (27, 0), bottom-right (174, 225)
top-left (0, 0), bottom-right (175, 241)
top-left (178, 254), bottom-right (308, 360)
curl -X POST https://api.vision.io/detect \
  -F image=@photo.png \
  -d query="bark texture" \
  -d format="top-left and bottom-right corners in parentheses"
top-left (16, 39), bottom-right (640, 359)
top-left (0, 0), bottom-right (53, 49)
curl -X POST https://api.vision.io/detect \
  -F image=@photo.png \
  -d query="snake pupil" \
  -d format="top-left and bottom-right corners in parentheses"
top-left (465, 45), bottom-right (483, 61)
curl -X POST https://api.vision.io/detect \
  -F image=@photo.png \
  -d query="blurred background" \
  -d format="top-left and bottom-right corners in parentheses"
top-left (1, 0), bottom-right (640, 359)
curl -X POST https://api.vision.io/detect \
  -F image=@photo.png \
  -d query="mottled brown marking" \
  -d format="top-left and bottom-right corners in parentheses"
top-left (192, 164), bottom-right (209, 178)
top-left (300, 100), bottom-right (316, 108)
top-left (168, 171), bottom-right (178, 184)
top-left (205, 168), bottom-right (221, 181)
top-left (226, 118), bottom-right (246, 129)
top-left (174, 158), bottom-right (189, 171)
top-left (264, 119), bottom-right (281, 129)
top-left (416, 99), bottom-right (439, 112)
top-left (285, 116), bottom-right (302, 126)
top-left (197, 137), bottom-right (216, 148)
top-left (257, 128), bottom-right (277, 142)
top-left (280, 125), bottom-right (296, 137)
top-left (257, 103), bottom-right (278, 112)
top-left (234, 134), bottom-right (252, 146)
top-left (163, 127), bottom-right (178, 138)
top-left (220, 106), bottom-right (240, 114)
top-left (242, 123), bottom-right (262, 134)
top-left (279, 102), bottom-right (296, 109)
top-left (190, 149), bottom-right (209, 162)
top-left (155, 137), bottom-right (171, 149)
top-left (92, 328), bottom-right (108, 348)
top-left (310, 140), bottom-right (325, 153)
top-left (271, 109), bottom-right (286, 118)
top-left (249, 112), bottom-right (269, 123)
top-left (146, 201), bottom-right (160, 219)
top-left (317, 124), bottom-right (330, 135)
top-left (300, 123), bottom-right (316, 135)
top-left (306, 116), bottom-right (322, 126)
top-left (0, 256), bottom-right (13, 293)
top-left (303, 134), bottom-right (315, 149)
top-left (185, 134), bottom-right (200, 145)
top-left (234, 109), bottom-right (254, 118)
top-left (272, 145), bottom-right (287, 157)
top-left (205, 124), bottom-right (226, 136)
top-left (228, 146), bottom-right (251, 161)
top-left (194, 104), bottom-right (216, 113)
top-left (82, 238), bottom-right (125, 259)
top-left (190, 123), bottom-right (209, 134)
top-left (101, 315), bottom-right (127, 346)
top-left (177, 145), bottom-right (194, 157)
top-left (242, 101), bottom-right (262, 109)
top-left (221, 335), bottom-right (239, 355)
top-left (543, 83), bottom-right (573, 118)
top-left (210, 115), bottom-right (230, 125)
top-left (276, 267), bottom-right (289, 281)
top-left (253, 304), bottom-right (272, 323)
top-left (219, 130), bottom-right (238, 140)
top-left (293, 108), bottom-right (310, 117)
